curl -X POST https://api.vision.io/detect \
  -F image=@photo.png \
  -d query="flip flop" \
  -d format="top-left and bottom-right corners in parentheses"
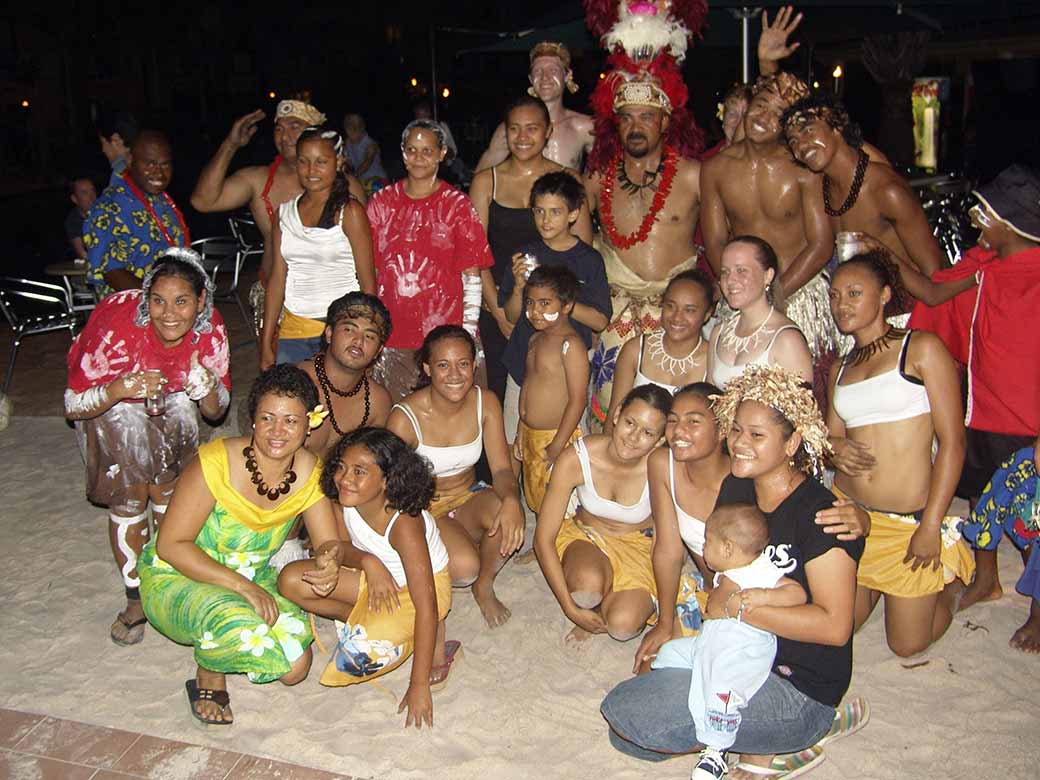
top-left (185, 679), bottom-right (233, 726)
top-left (110, 611), bottom-right (148, 647)
top-left (734, 745), bottom-right (825, 778)
top-left (430, 640), bottom-right (463, 691)
top-left (816, 695), bottom-right (870, 749)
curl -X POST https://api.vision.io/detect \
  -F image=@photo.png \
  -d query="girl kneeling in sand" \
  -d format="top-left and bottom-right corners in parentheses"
top-left (534, 384), bottom-right (675, 642)
top-left (827, 251), bottom-right (974, 657)
top-left (279, 427), bottom-right (454, 728)
top-left (387, 326), bottom-right (525, 628)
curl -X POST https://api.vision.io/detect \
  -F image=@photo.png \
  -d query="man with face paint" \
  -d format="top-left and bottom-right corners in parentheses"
top-left (190, 99), bottom-right (367, 328)
top-left (83, 130), bottom-right (189, 295)
top-left (475, 42), bottom-right (594, 172)
top-left (584, 78), bottom-right (702, 428)
top-left (909, 166), bottom-right (1040, 630)
top-left (781, 92), bottom-right (945, 310)
top-left (298, 292), bottom-right (393, 459)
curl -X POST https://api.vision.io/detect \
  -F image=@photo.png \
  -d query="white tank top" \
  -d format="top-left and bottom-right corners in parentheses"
top-left (280, 195), bottom-right (360, 320)
top-left (710, 322), bottom-right (801, 388)
top-left (341, 507), bottom-right (450, 588)
top-left (669, 449), bottom-right (706, 555)
top-left (632, 334), bottom-right (682, 394)
top-left (392, 388), bottom-right (484, 477)
top-left (573, 437), bottom-right (651, 525)
top-left (832, 331), bottom-right (931, 428)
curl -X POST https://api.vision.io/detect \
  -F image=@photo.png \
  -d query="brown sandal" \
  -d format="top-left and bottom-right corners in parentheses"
top-left (185, 679), bottom-right (233, 726)
top-left (430, 640), bottom-right (463, 691)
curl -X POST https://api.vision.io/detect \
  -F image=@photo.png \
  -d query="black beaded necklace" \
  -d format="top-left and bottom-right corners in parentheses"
top-left (242, 443), bottom-right (296, 500)
top-left (823, 148), bottom-right (868, 217)
top-left (314, 352), bottom-right (370, 435)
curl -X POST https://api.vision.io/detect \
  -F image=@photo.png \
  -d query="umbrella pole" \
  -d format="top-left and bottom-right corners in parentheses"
top-left (731, 6), bottom-right (762, 84)
top-left (430, 25), bottom-right (438, 121)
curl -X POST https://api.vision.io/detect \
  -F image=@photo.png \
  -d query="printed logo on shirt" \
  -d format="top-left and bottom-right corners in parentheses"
top-left (706, 709), bottom-right (742, 733)
top-left (765, 543), bottom-right (798, 574)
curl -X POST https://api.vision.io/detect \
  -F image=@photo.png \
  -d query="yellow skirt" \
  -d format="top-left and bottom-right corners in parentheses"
top-left (428, 483), bottom-right (488, 519)
top-left (555, 518), bottom-right (706, 632)
top-left (555, 518), bottom-right (656, 596)
top-left (518, 421), bottom-right (581, 514)
top-left (279, 309), bottom-right (325, 340)
top-left (320, 568), bottom-right (452, 687)
top-left (834, 487), bottom-right (976, 597)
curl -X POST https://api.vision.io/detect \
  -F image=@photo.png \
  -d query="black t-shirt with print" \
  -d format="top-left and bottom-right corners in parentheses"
top-left (716, 475), bottom-right (864, 707)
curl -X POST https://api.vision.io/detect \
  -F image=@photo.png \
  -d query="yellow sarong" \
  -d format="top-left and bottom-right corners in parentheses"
top-left (833, 487), bottom-right (976, 597)
top-left (320, 568), bottom-right (452, 687)
top-left (518, 422), bottom-right (582, 514)
top-left (590, 238), bottom-right (700, 429)
top-left (555, 517), bottom-right (657, 596)
top-left (428, 483), bottom-right (488, 519)
top-left (279, 308), bottom-right (326, 340)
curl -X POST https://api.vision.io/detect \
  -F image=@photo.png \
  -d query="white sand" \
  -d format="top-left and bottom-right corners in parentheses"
top-left (1, 415), bottom-right (1037, 780)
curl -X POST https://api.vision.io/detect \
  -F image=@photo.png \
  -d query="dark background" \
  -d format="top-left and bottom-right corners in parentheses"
top-left (2, 1), bottom-right (1038, 276)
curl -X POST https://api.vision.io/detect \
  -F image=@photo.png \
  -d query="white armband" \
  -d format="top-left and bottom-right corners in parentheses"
top-left (461, 272), bottom-right (482, 340)
top-left (64, 386), bottom-right (109, 417)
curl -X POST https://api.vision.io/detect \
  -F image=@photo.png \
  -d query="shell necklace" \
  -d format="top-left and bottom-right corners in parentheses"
top-left (647, 329), bottom-right (703, 378)
top-left (718, 306), bottom-right (775, 356)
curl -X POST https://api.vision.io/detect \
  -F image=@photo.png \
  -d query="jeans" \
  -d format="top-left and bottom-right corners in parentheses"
top-left (276, 336), bottom-right (324, 366)
top-left (601, 670), bottom-right (834, 762)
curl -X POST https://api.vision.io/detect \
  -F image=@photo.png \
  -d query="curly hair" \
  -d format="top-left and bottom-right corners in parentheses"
top-left (414, 325), bottom-right (475, 390)
top-left (247, 364), bottom-right (319, 421)
top-left (321, 427), bottom-right (435, 515)
top-left (833, 248), bottom-right (907, 320)
top-left (325, 292), bottom-right (392, 344)
top-left (781, 92), bottom-right (864, 151)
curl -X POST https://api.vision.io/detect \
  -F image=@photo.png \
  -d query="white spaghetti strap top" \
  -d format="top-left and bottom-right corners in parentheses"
top-left (392, 387), bottom-right (484, 477)
top-left (669, 449), bottom-right (706, 555)
top-left (833, 331), bottom-right (931, 428)
top-left (342, 507), bottom-right (450, 588)
top-left (280, 195), bottom-right (359, 320)
top-left (710, 322), bottom-right (801, 388)
top-left (572, 437), bottom-right (651, 525)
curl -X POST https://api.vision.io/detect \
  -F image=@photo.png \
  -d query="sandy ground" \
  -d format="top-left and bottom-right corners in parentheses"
top-left (1, 410), bottom-right (1038, 780)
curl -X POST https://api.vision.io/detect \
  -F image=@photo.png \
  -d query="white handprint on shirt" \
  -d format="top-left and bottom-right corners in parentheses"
top-left (387, 251), bottom-right (431, 299)
top-left (421, 295), bottom-right (456, 336)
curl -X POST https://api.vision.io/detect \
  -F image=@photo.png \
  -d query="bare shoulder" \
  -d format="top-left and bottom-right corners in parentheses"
top-left (470, 166), bottom-right (493, 192)
top-left (907, 329), bottom-right (952, 363)
top-left (676, 156), bottom-right (701, 184)
top-left (647, 444), bottom-right (670, 474)
top-left (368, 380), bottom-right (393, 420)
top-left (296, 358), bottom-right (318, 382)
top-left (862, 141), bottom-right (891, 166)
top-left (234, 164), bottom-right (270, 190)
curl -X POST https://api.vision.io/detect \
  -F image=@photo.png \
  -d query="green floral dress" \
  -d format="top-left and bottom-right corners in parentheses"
top-left (139, 439), bottom-right (324, 683)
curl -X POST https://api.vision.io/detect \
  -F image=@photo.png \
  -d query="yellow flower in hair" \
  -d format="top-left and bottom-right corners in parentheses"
top-left (308, 404), bottom-right (330, 429)
top-left (717, 102), bottom-right (725, 121)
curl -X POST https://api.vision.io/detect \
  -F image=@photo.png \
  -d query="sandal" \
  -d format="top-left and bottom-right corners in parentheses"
top-left (430, 640), bottom-right (463, 691)
top-left (816, 695), bottom-right (870, 749)
top-left (185, 679), bottom-right (233, 726)
top-left (110, 610), bottom-right (148, 647)
top-left (734, 745), bottom-right (825, 778)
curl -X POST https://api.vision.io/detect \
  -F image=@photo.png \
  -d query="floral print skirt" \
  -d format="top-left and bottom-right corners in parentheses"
top-left (139, 503), bottom-right (312, 683)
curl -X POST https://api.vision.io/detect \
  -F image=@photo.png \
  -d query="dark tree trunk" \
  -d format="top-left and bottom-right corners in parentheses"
top-left (862, 32), bottom-right (930, 169)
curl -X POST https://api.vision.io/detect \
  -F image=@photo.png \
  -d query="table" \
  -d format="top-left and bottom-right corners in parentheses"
top-left (44, 260), bottom-right (98, 314)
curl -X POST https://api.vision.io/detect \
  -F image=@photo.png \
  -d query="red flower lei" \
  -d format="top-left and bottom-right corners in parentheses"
top-left (600, 146), bottom-right (679, 250)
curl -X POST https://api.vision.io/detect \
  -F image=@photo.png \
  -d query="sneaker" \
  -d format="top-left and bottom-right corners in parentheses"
top-left (692, 748), bottom-right (728, 780)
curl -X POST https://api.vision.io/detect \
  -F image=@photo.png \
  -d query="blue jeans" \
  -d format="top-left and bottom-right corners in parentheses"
top-left (276, 335), bottom-right (324, 365)
top-left (601, 670), bottom-right (834, 762)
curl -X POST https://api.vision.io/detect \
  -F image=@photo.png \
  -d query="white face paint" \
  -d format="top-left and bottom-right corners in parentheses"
top-left (542, 310), bottom-right (560, 322)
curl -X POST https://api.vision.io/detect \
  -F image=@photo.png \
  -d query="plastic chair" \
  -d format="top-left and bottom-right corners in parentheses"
top-left (190, 236), bottom-right (250, 327)
top-left (0, 277), bottom-right (77, 396)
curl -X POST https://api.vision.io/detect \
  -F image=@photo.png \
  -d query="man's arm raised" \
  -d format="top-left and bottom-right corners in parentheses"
top-left (190, 110), bottom-right (265, 213)
top-left (474, 123), bottom-right (510, 174)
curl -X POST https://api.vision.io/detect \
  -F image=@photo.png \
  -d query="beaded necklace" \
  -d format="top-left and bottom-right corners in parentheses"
top-left (314, 352), bottom-right (370, 435)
